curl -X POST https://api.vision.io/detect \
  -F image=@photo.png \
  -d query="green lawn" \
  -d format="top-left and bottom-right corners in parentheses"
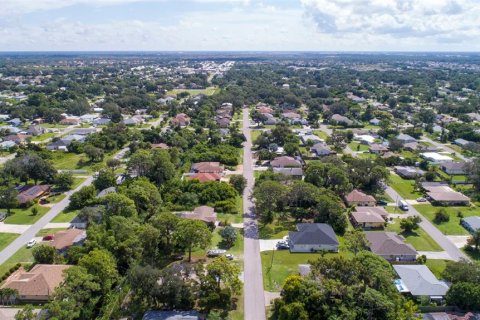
top-left (388, 174), bottom-right (422, 200)
top-left (251, 130), bottom-right (261, 143)
top-left (166, 86), bottom-right (219, 97)
top-left (49, 152), bottom-right (93, 172)
top-left (425, 259), bottom-right (448, 279)
top-left (261, 250), bottom-right (353, 292)
top-left (51, 209), bottom-right (79, 223)
top-left (191, 226), bottom-right (244, 260)
top-left (36, 228), bottom-right (65, 237)
top-left (385, 219), bottom-right (442, 251)
top-left (258, 220), bottom-right (297, 239)
top-left (414, 205), bottom-right (480, 235)
top-left (0, 233), bottom-right (19, 251)
top-left (348, 142), bottom-right (369, 152)
top-left (0, 246), bottom-right (34, 276)
top-left (71, 177), bottom-right (87, 190)
top-left (30, 132), bottom-right (57, 142)
top-left (384, 206), bottom-right (405, 214)
top-left (313, 130), bottom-right (329, 140)
top-left (3, 205), bottom-right (49, 224)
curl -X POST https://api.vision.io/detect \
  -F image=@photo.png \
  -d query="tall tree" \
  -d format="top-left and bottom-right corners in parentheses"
top-left (174, 219), bottom-right (212, 262)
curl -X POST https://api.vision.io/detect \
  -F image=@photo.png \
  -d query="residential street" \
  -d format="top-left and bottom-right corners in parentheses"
top-left (0, 176), bottom-right (94, 265)
top-left (385, 186), bottom-right (469, 261)
top-left (242, 107), bottom-right (266, 320)
top-left (421, 135), bottom-right (467, 161)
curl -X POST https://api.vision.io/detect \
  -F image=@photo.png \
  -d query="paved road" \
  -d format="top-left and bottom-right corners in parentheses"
top-left (0, 176), bottom-right (94, 265)
top-left (421, 135), bottom-right (467, 161)
top-left (385, 186), bottom-right (469, 261)
top-left (242, 108), bottom-right (266, 320)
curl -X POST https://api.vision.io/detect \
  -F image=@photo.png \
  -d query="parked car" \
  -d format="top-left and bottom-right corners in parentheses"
top-left (26, 239), bottom-right (37, 248)
top-left (376, 199), bottom-right (388, 206)
top-left (416, 197), bottom-right (427, 202)
top-left (207, 249), bottom-right (226, 257)
top-left (276, 241), bottom-right (289, 250)
top-left (225, 254), bottom-right (234, 260)
top-left (0, 212), bottom-right (6, 222)
top-left (42, 235), bottom-right (54, 241)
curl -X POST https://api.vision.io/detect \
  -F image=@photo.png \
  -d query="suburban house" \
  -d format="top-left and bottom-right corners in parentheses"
top-left (270, 156), bottom-right (302, 168)
top-left (441, 161), bottom-right (467, 175)
top-left (1, 264), bottom-right (71, 302)
top-left (393, 265), bottom-right (449, 300)
top-left (93, 118), bottom-right (111, 126)
top-left (8, 118), bottom-right (22, 127)
top-left (3, 134), bottom-right (31, 145)
top-left (17, 185), bottom-right (50, 205)
top-left (187, 172), bottom-right (222, 183)
top-left (351, 207), bottom-right (388, 228)
top-left (51, 229), bottom-right (87, 252)
top-left (181, 206), bottom-right (217, 225)
top-left (59, 117), bottom-right (80, 125)
top-left (354, 134), bottom-right (376, 145)
top-left (151, 143), bottom-right (169, 150)
top-left (46, 139), bottom-right (69, 151)
top-left (71, 128), bottom-right (97, 136)
top-left (423, 312), bottom-right (479, 320)
top-left (369, 144), bottom-right (389, 154)
top-left (461, 216), bottom-right (480, 234)
top-left (423, 184), bottom-right (470, 206)
top-left (396, 133), bottom-right (416, 144)
top-left (344, 189), bottom-right (376, 207)
top-left (421, 152), bottom-right (453, 163)
top-left (311, 143), bottom-right (334, 157)
top-left (300, 134), bottom-right (323, 145)
top-left (25, 125), bottom-right (46, 136)
top-left (331, 114), bottom-right (353, 126)
top-left (369, 118), bottom-right (381, 125)
top-left (0, 141), bottom-right (16, 149)
top-left (394, 166), bottom-right (425, 179)
top-left (365, 232), bottom-right (418, 261)
top-left (143, 311), bottom-right (199, 320)
top-left (288, 223), bottom-right (339, 253)
top-left (272, 167), bottom-right (303, 179)
top-left (216, 117), bottom-right (231, 128)
top-left (454, 138), bottom-right (471, 148)
top-left (191, 162), bottom-right (224, 174)
top-left (171, 113), bottom-right (191, 127)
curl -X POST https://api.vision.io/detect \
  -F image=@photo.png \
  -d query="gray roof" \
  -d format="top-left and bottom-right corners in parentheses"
top-left (397, 133), bottom-right (416, 142)
top-left (289, 223), bottom-right (339, 246)
top-left (462, 216), bottom-right (480, 232)
top-left (393, 265), bottom-right (449, 297)
top-left (365, 232), bottom-right (417, 256)
top-left (272, 167), bottom-right (303, 176)
top-left (143, 311), bottom-right (199, 320)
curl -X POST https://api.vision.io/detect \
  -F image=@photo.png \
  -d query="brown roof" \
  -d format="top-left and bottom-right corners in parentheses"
top-left (270, 156), bottom-right (302, 168)
top-left (51, 229), bottom-right (86, 251)
top-left (188, 172), bottom-right (222, 183)
top-left (171, 113), bottom-right (191, 126)
top-left (191, 162), bottom-right (224, 173)
top-left (17, 185), bottom-right (50, 204)
top-left (1, 264), bottom-right (71, 298)
top-left (424, 186), bottom-right (470, 202)
top-left (151, 143), bottom-right (169, 149)
top-left (369, 144), bottom-right (388, 152)
top-left (345, 189), bottom-right (376, 203)
top-left (365, 232), bottom-right (417, 256)
top-left (352, 207), bottom-right (387, 224)
top-left (181, 206), bottom-right (217, 223)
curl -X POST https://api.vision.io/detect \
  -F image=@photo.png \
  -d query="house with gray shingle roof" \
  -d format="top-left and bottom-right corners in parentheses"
top-left (288, 223), bottom-right (339, 253)
top-left (393, 265), bottom-right (449, 300)
top-left (365, 232), bottom-right (417, 261)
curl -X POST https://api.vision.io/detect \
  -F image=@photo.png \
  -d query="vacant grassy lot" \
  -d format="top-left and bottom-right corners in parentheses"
top-left (0, 246), bottom-right (34, 276)
top-left (261, 250), bottom-right (353, 292)
top-left (0, 233), bottom-right (19, 251)
top-left (259, 220), bottom-right (297, 239)
top-left (414, 205), bottom-right (480, 235)
top-left (51, 209), bottom-right (79, 223)
top-left (385, 218), bottom-right (442, 251)
top-left (251, 130), bottom-right (261, 143)
top-left (3, 205), bottom-right (49, 225)
top-left (388, 173), bottom-right (423, 199)
top-left (30, 132), bottom-right (56, 142)
top-left (50, 152), bottom-right (92, 172)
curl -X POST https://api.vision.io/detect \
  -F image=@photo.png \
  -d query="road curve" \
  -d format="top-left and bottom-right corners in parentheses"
top-left (242, 107), bottom-right (266, 320)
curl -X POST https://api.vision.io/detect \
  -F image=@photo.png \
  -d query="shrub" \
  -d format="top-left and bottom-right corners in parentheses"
top-left (434, 209), bottom-right (450, 223)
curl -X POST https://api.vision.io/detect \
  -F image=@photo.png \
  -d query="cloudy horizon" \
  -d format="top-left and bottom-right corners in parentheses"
top-left (0, 0), bottom-right (479, 52)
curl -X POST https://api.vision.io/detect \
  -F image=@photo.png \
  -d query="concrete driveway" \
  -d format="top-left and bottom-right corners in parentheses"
top-left (259, 239), bottom-right (283, 252)
top-left (417, 251), bottom-right (454, 260)
top-left (0, 223), bottom-right (31, 234)
top-left (447, 235), bottom-right (470, 249)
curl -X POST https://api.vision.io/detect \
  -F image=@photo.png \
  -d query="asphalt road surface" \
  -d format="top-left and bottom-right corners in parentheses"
top-left (242, 108), bottom-right (267, 320)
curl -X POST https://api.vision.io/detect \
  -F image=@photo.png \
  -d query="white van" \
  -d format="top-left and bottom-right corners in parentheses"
top-left (398, 200), bottom-right (409, 211)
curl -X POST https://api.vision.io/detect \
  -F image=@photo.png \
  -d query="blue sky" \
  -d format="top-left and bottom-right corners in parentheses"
top-left (0, 0), bottom-right (479, 51)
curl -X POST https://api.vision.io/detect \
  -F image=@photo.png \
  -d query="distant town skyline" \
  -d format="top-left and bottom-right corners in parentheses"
top-left (1, 0), bottom-right (479, 51)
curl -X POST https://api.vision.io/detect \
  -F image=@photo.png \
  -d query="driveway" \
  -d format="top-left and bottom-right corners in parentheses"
top-left (242, 108), bottom-right (266, 320)
top-left (417, 251), bottom-right (454, 260)
top-left (447, 235), bottom-right (470, 249)
top-left (0, 223), bottom-right (30, 234)
top-left (421, 136), bottom-right (467, 161)
top-left (259, 239), bottom-right (283, 252)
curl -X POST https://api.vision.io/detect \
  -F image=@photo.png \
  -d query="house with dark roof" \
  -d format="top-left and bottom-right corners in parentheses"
top-left (393, 265), bottom-right (449, 300)
top-left (369, 144), bottom-right (389, 154)
top-left (331, 114), bottom-right (353, 126)
top-left (311, 143), bottom-right (334, 157)
top-left (396, 133), bottom-right (416, 144)
top-left (344, 189), bottom-right (376, 207)
top-left (17, 185), bottom-right (50, 205)
top-left (181, 206), bottom-right (217, 225)
top-left (394, 166), bottom-right (424, 179)
top-left (143, 311), bottom-right (199, 320)
top-left (272, 167), bottom-right (303, 179)
top-left (365, 232), bottom-right (417, 261)
top-left (1, 264), bottom-right (71, 302)
top-left (461, 216), bottom-right (480, 234)
top-left (288, 223), bottom-right (339, 253)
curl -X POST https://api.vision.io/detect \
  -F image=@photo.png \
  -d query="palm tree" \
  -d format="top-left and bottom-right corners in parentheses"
top-left (467, 230), bottom-right (480, 251)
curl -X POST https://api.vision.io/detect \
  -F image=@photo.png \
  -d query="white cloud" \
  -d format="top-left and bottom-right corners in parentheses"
top-left (301, 0), bottom-right (480, 43)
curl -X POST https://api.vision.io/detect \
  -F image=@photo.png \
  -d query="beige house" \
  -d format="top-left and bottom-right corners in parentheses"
top-left (351, 207), bottom-right (388, 228)
top-left (344, 189), bottom-right (376, 207)
top-left (1, 264), bottom-right (71, 302)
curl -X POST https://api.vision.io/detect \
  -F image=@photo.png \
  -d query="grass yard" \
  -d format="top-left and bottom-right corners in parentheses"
top-left (0, 233), bottom-right (19, 251)
top-left (414, 204), bottom-right (480, 235)
top-left (261, 250), bottom-right (353, 292)
top-left (39, 123), bottom-right (69, 129)
top-left (3, 205), bottom-right (49, 225)
top-left (388, 173), bottom-right (423, 200)
top-left (425, 259), bottom-right (448, 279)
top-left (0, 246), bottom-right (34, 276)
top-left (251, 130), bottom-right (261, 143)
top-left (51, 209), bottom-right (79, 223)
top-left (313, 130), bottom-right (329, 140)
top-left (30, 132), bottom-right (56, 142)
top-left (49, 152), bottom-right (92, 172)
top-left (348, 141), bottom-right (369, 152)
top-left (71, 177), bottom-right (87, 190)
top-left (384, 205), bottom-right (405, 214)
top-left (258, 220), bottom-right (297, 239)
top-left (36, 228), bottom-right (65, 237)
top-left (166, 86), bottom-right (219, 97)
top-left (192, 227), bottom-right (244, 260)
top-left (385, 218), bottom-right (442, 251)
